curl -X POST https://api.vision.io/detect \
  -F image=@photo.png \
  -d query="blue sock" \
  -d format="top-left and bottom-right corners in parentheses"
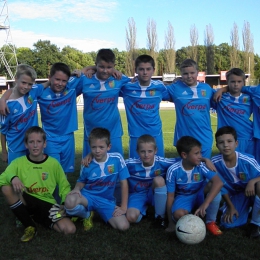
top-left (154, 185), bottom-right (167, 218)
top-left (206, 192), bottom-right (221, 223)
top-left (251, 195), bottom-right (260, 225)
top-left (65, 204), bottom-right (90, 219)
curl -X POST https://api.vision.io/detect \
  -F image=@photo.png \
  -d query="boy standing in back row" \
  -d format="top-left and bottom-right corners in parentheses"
top-left (0, 64), bottom-right (43, 164)
top-left (167, 59), bottom-right (215, 158)
top-left (120, 55), bottom-right (169, 158)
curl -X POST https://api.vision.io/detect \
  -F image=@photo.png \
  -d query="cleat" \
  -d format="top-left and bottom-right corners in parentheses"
top-left (70, 217), bottom-right (79, 223)
top-left (151, 215), bottom-right (166, 229)
top-left (83, 212), bottom-right (94, 231)
top-left (21, 226), bottom-right (37, 242)
top-left (250, 224), bottom-right (260, 238)
top-left (206, 221), bottom-right (223, 236)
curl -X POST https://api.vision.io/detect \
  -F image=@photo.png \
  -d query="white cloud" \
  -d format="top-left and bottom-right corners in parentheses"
top-left (8, 0), bottom-right (118, 22)
top-left (9, 29), bottom-right (116, 52)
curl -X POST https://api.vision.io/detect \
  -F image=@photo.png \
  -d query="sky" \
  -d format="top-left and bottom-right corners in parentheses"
top-left (1, 0), bottom-right (260, 56)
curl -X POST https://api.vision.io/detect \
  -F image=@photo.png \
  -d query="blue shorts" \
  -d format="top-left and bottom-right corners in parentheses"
top-left (81, 190), bottom-right (116, 222)
top-left (128, 188), bottom-right (154, 216)
top-left (44, 133), bottom-right (75, 173)
top-left (236, 138), bottom-right (255, 157)
top-left (220, 192), bottom-right (254, 228)
top-left (129, 133), bottom-right (164, 158)
top-left (8, 149), bottom-right (28, 165)
top-left (172, 189), bottom-right (204, 213)
top-left (83, 135), bottom-right (123, 157)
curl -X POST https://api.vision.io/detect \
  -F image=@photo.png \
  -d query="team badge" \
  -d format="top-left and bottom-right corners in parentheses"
top-left (149, 89), bottom-right (155, 96)
top-left (242, 97), bottom-right (248, 103)
top-left (42, 172), bottom-right (48, 180)
top-left (107, 165), bottom-right (115, 174)
top-left (201, 90), bottom-right (206, 97)
top-left (109, 81), bottom-right (115, 88)
top-left (193, 173), bottom-right (201, 181)
top-left (239, 172), bottom-right (246, 181)
top-left (27, 96), bottom-right (33, 104)
top-left (154, 169), bottom-right (161, 176)
top-left (63, 90), bottom-right (68, 96)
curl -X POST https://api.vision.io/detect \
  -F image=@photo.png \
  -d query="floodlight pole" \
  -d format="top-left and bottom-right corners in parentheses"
top-left (0, 0), bottom-right (18, 80)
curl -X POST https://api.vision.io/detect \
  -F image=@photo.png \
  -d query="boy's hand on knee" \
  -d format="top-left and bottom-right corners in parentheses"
top-left (245, 180), bottom-right (256, 197)
top-left (113, 206), bottom-right (126, 217)
top-left (11, 177), bottom-right (25, 193)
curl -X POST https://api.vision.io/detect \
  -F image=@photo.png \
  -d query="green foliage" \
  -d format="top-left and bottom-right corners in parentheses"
top-left (2, 40), bottom-right (260, 79)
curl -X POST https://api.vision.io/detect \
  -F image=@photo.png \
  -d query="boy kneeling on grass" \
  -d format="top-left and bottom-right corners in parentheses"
top-left (166, 136), bottom-right (223, 235)
top-left (64, 127), bottom-right (130, 231)
top-left (211, 126), bottom-right (260, 238)
top-left (0, 126), bottom-right (76, 242)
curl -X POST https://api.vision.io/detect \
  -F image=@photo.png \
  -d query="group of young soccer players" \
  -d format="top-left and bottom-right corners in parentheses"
top-left (0, 48), bottom-right (260, 243)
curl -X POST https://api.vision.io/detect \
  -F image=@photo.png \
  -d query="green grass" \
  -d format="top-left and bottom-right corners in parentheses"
top-left (0, 109), bottom-right (258, 260)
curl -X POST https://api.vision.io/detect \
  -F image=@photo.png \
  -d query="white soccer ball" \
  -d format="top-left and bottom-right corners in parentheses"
top-left (175, 214), bottom-right (206, 245)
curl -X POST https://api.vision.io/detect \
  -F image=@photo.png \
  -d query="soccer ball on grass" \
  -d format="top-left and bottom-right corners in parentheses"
top-left (175, 214), bottom-right (206, 245)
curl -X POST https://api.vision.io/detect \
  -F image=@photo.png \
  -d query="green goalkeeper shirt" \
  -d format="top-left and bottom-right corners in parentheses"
top-left (0, 155), bottom-right (71, 204)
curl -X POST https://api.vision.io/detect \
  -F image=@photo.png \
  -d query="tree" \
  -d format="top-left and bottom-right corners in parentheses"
top-left (204, 24), bottom-right (215, 74)
top-left (125, 17), bottom-right (137, 76)
top-left (214, 43), bottom-right (231, 72)
top-left (164, 21), bottom-right (176, 73)
top-left (242, 21), bottom-right (254, 79)
top-left (230, 22), bottom-right (240, 68)
top-left (189, 24), bottom-right (199, 62)
top-left (147, 18), bottom-right (158, 75)
top-left (61, 46), bottom-right (94, 70)
top-left (32, 40), bottom-right (62, 78)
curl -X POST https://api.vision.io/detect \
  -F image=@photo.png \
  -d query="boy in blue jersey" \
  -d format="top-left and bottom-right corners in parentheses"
top-left (212, 68), bottom-right (254, 156)
top-left (64, 128), bottom-right (130, 231)
top-left (211, 126), bottom-right (260, 237)
top-left (120, 55), bottom-right (170, 158)
top-left (0, 64), bottom-right (43, 164)
top-left (37, 62), bottom-right (83, 175)
top-left (125, 134), bottom-right (176, 228)
top-left (167, 59), bottom-right (215, 158)
top-left (80, 49), bottom-right (129, 157)
top-left (0, 62), bottom-right (83, 175)
top-left (0, 126), bottom-right (76, 242)
top-left (166, 136), bottom-right (223, 235)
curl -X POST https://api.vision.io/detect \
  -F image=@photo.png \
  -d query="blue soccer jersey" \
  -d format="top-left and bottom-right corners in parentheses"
top-left (125, 156), bottom-right (176, 194)
top-left (167, 81), bottom-right (214, 149)
top-left (78, 153), bottom-right (130, 201)
top-left (81, 74), bottom-right (129, 138)
top-left (37, 76), bottom-right (83, 137)
top-left (0, 85), bottom-right (43, 153)
top-left (242, 85), bottom-right (260, 139)
top-left (213, 92), bottom-right (253, 140)
top-left (211, 152), bottom-right (260, 195)
top-left (120, 80), bottom-right (170, 137)
top-left (166, 160), bottom-right (216, 195)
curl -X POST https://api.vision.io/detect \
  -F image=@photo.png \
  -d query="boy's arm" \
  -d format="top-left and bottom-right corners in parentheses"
top-left (213, 86), bottom-right (228, 102)
top-left (0, 89), bottom-right (12, 115)
top-left (67, 182), bottom-right (85, 197)
top-left (201, 158), bottom-right (217, 172)
top-left (11, 176), bottom-right (26, 193)
top-left (1, 133), bottom-right (7, 162)
top-left (195, 175), bottom-right (223, 217)
top-left (166, 192), bottom-right (175, 232)
top-left (245, 176), bottom-right (260, 197)
top-left (113, 179), bottom-right (128, 217)
top-left (222, 193), bottom-right (239, 223)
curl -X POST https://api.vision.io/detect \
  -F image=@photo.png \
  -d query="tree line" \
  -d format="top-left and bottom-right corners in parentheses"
top-left (0, 20), bottom-right (259, 81)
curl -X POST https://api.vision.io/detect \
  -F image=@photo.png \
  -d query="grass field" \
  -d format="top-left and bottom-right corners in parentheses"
top-left (0, 109), bottom-right (258, 260)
